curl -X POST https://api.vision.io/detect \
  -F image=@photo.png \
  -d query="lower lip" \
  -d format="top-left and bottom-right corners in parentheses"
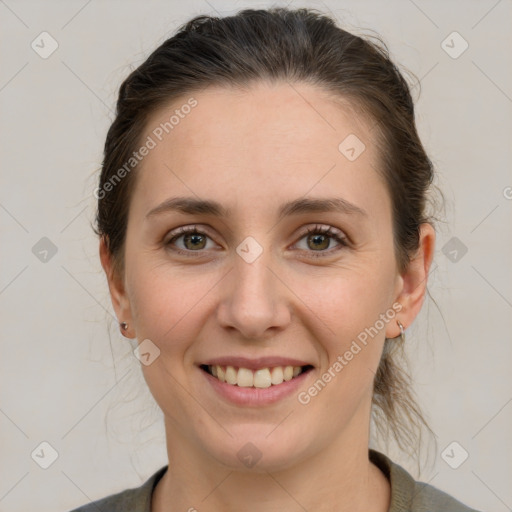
top-left (200, 367), bottom-right (313, 406)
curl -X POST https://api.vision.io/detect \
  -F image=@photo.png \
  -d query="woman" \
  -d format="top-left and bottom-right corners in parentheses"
top-left (72, 7), bottom-right (481, 512)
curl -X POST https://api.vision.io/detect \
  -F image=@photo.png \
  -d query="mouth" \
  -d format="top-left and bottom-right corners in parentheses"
top-left (199, 364), bottom-right (314, 388)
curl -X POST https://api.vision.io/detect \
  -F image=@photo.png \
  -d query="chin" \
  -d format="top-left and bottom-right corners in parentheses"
top-left (204, 425), bottom-right (311, 473)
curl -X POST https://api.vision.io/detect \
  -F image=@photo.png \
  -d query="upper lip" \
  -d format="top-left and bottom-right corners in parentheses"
top-left (199, 356), bottom-right (314, 371)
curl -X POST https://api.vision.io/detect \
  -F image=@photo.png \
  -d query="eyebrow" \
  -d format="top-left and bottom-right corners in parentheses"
top-left (145, 196), bottom-right (367, 220)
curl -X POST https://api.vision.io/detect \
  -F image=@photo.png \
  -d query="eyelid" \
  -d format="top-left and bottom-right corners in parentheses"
top-left (164, 224), bottom-right (213, 243)
top-left (297, 224), bottom-right (346, 240)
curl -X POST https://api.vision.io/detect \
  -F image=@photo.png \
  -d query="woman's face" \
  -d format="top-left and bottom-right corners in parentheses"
top-left (103, 81), bottom-right (431, 472)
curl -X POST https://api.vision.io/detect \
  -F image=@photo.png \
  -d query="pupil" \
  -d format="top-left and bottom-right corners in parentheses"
top-left (185, 233), bottom-right (205, 249)
top-left (310, 234), bottom-right (328, 250)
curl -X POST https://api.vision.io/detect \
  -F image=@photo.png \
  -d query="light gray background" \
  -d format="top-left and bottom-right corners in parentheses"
top-left (1, 1), bottom-right (511, 511)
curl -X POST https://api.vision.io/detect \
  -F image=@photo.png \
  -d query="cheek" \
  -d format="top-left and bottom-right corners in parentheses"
top-left (127, 250), bottom-right (189, 327)
top-left (303, 267), bottom-right (392, 338)
top-left (299, 276), bottom-right (388, 420)
top-left (128, 265), bottom-right (212, 419)
top-left (299, 265), bottom-right (394, 400)
top-left (126, 257), bottom-right (220, 362)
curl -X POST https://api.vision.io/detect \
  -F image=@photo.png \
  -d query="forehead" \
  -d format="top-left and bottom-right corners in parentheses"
top-left (144, 81), bottom-right (373, 158)
top-left (132, 81), bottom-right (388, 221)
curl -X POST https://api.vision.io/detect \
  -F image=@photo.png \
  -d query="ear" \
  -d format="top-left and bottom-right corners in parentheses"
top-left (99, 236), bottom-right (135, 338)
top-left (385, 223), bottom-right (436, 338)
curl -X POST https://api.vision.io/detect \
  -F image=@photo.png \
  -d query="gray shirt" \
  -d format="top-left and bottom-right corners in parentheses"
top-left (69, 449), bottom-right (482, 511)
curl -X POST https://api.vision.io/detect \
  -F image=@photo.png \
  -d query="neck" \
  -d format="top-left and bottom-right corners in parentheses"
top-left (152, 416), bottom-right (390, 512)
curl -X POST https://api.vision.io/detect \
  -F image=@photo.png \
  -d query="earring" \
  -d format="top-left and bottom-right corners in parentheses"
top-left (120, 322), bottom-right (128, 332)
top-left (395, 320), bottom-right (405, 343)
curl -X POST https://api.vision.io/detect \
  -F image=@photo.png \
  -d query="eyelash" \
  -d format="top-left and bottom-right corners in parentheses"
top-left (165, 224), bottom-right (348, 259)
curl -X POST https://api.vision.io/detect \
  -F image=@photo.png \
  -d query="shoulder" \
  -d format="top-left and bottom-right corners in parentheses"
top-left (369, 449), bottom-right (483, 512)
top-left (68, 466), bottom-right (168, 512)
top-left (409, 480), bottom-right (482, 512)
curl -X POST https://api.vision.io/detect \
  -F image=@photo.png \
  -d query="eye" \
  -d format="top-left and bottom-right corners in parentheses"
top-left (164, 224), bottom-right (348, 258)
top-left (293, 225), bottom-right (348, 257)
top-left (165, 226), bottom-right (217, 256)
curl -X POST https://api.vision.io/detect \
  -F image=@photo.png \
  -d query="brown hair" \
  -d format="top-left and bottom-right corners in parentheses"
top-left (95, 7), bottom-right (438, 463)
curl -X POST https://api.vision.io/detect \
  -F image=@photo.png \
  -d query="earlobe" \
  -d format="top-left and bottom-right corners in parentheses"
top-left (386, 223), bottom-right (436, 338)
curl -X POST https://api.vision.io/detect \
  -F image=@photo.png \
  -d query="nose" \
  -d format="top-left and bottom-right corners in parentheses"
top-left (216, 249), bottom-right (291, 340)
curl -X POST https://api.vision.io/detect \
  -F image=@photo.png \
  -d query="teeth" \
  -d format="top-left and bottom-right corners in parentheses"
top-left (225, 366), bottom-right (237, 385)
top-left (253, 368), bottom-right (272, 388)
top-left (208, 365), bottom-right (306, 388)
top-left (270, 366), bottom-right (283, 385)
top-left (237, 367), bottom-right (253, 387)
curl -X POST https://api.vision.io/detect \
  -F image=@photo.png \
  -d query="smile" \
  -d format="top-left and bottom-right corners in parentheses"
top-left (200, 364), bottom-right (314, 388)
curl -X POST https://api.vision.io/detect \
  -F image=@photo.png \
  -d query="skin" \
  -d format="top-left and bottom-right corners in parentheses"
top-left (100, 81), bottom-right (435, 512)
